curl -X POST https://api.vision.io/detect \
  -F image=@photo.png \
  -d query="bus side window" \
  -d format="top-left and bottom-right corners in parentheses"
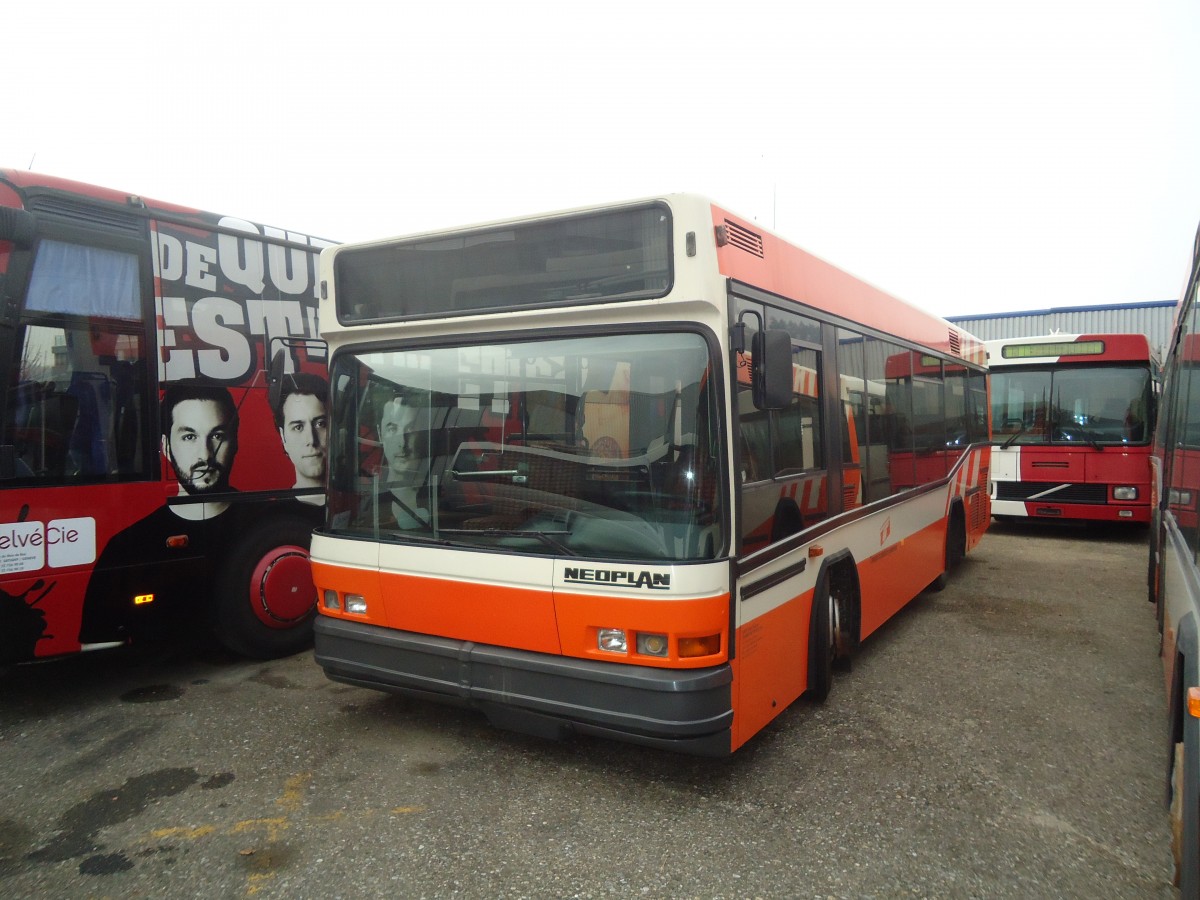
top-left (6, 238), bottom-right (149, 482)
top-left (7, 322), bottom-right (147, 481)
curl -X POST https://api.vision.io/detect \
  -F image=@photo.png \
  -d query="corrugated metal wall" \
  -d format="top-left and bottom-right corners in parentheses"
top-left (946, 300), bottom-right (1178, 361)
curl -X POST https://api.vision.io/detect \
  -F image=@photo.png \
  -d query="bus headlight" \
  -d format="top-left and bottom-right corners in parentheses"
top-left (1113, 486), bottom-right (1138, 501)
top-left (598, 628), bottom-right (627, 653)
top-left (344, 595), bottom-right (368, 615)
top-left (322, 590), bottom-right (341, 611)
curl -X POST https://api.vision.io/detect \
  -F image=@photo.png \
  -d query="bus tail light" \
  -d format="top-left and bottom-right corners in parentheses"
top-left (1113, 486), bottom-right (1138, 500)
top-left (679, 634), bottom-right (721, 658)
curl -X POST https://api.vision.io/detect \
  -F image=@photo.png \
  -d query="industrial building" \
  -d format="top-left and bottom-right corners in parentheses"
top-left (947, 299), bottom-right (1178, 362)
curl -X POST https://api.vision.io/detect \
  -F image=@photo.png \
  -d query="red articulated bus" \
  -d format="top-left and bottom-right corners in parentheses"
top-left (311, 194), bottom-right (991, 755)
top-left (986, 333), bottom-right (1157, 524)
top-left (0, 170), bottom-right (333, 666)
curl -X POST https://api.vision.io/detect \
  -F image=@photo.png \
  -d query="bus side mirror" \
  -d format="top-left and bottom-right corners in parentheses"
top-left (752, 329), bottom-right (792, 410)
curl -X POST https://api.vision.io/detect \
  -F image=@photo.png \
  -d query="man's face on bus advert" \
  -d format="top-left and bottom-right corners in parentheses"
top-left (163, 398), bottom-right (236, 494)
top-left (279, 391), bottom-right (328, 487)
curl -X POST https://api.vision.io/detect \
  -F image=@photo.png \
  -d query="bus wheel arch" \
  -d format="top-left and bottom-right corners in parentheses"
top-left (806, 552), bottom-right (861, 702)
top-left (929, 501), bottom-right (967, 592)
top-left (212, 514), bottom-right (318, 659)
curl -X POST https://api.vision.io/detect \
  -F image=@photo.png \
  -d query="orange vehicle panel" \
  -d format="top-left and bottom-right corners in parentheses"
top-left (730, 594), bottom-right (812, 750)
top-left (376, 572), bottom-right (562, 654)
top-left (554, 590), bottom-right (730, 667)
top-left (857, 520), bottom-right (944, 638)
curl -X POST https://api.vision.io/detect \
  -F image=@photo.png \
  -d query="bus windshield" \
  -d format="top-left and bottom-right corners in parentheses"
top-left (991, 364), bottom-right (1153, 446)
top-left (326, 330), bottom-right (723, 562)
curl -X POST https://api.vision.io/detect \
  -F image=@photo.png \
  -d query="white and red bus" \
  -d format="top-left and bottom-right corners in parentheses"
top-left (0, 170), bottom-right (333, 666)
top-left (986, 333), bottom-right (1157, 524)
top-left (311, 194), bottom-right (991, 756)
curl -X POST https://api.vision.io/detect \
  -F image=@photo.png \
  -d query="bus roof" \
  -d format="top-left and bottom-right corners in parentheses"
top-left (325, 192), bottom-right (986, 367)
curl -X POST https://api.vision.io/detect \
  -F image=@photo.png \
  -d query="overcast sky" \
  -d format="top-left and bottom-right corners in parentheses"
top-left (5, 1), bottom-right (1199, 318)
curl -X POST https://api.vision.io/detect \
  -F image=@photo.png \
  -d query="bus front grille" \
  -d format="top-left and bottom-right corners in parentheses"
top-left (994, 481), bottom-right (1109, 504)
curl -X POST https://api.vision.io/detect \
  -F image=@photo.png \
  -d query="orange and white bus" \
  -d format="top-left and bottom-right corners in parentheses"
top-left (0, 170), bottom-right (333, 666)
top-left (311, 194), bottom-right (991, 755)
top-left (987, 333), bottom-right (1157, 524)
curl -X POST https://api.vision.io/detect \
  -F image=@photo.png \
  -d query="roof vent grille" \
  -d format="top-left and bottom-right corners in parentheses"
top-left (716, 219), bottom-right (764, 258)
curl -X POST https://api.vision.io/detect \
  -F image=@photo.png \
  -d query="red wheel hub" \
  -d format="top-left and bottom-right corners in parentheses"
top-left (249, 546), bottom-right (316, 628)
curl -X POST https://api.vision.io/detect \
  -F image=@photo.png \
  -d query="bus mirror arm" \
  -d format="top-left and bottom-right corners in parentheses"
top-left (267, 347), bottom-right (286, 415)
top-left (731, 321), bottom-right (746, 354)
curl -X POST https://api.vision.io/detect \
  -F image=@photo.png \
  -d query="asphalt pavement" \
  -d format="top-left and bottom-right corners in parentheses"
top-left (0, 520), bottom-right (1177, 898)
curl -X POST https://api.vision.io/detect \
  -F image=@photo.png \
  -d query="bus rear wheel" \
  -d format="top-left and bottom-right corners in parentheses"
top-left (211, 515), bottom-right (318, 659)
top-left (929, 505), bottom-right (967, 593)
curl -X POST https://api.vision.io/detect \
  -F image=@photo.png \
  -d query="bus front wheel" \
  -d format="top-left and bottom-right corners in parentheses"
top-left (211, 515), bottom-right (318, 659)
top-left (807, 565), bottom-right (856, 702)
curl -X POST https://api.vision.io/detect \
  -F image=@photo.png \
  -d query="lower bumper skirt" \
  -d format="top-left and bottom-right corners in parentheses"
top-left (314, 615), bottom-right (734, 756)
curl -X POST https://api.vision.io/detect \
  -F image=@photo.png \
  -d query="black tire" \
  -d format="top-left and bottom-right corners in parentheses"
top-left (211, 515), bottom-right (318, 659)
top-left (928, 507), bottom-right (966, 593)
top-left (807, 585), bottom-right (835, 703)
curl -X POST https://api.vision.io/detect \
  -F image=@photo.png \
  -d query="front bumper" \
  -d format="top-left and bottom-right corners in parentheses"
top-left (314, 615), bottom-right (734, 756)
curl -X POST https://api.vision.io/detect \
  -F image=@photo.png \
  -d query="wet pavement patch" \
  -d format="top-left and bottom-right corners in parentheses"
top-left (27, 767), bottom-right (201, 863)
top-left (120, 684), bottom-right (183, 703)
top-left (79, 852), bottom-right (134, 875)
top-left (201, 772), bottom-right (235, 790)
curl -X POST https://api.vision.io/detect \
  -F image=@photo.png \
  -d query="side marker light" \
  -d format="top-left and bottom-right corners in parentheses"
top-left (1189, 686), bottom-right (1200, 719)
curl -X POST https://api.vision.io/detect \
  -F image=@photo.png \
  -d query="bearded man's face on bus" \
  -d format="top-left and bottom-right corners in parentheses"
top-left (163, 398), bottom-right (237, 494)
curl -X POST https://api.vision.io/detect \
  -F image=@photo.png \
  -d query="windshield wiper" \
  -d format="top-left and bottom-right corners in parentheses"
top-left (1055, 421), bottom-right (1104, 451)
top-left (1000, 423), bottom-right (1028, 449)
top-left (438, 527), bottom-right (579, 556)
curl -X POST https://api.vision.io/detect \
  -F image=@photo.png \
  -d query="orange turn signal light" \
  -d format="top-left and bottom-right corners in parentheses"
top-left (1188, 686), bottom-right (1200, 719)
top-left (678, 634), bottom-right (721, 658)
